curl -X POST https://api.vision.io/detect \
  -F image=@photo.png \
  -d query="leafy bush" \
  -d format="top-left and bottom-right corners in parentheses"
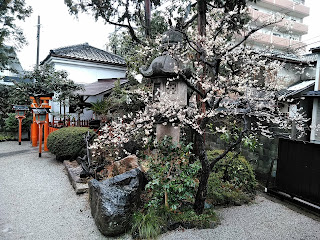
top-left (170, 208), bottom-right (218, 229)
top-left (131, 209), bottom-right (165, 239)
top-left (131, 207), bottom-right (218, 239)
top-left (207, 150), bottom-right (257, 206)
top-left (145, 137), bottom-right (201, 211)
top-left (4, 113), bottom-right (32, 132)
top-left (0, 133), bottom-right (15, 141)
top-left (47, 127), bottom-right (94, 160)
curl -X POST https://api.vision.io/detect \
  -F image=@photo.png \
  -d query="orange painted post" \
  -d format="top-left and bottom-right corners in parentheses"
top-left (44, 113), bottom-right (49, 151)
top-left (30, 97), bottom-right (39, 147)
top-left (38, 123), bottom-right (43, 157)
top-left (31, 120), bottom-right (38, 147)
top-left (18, 118), bottom-right (22, 145)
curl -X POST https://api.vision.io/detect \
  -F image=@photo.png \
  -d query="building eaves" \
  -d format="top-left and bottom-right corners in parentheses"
top-left (303, 91), bottom-right (320, 98)
top-left (311, 46), bottom-right (320, 53)
top-left (79, 78), bottom-right (128, 96)
top-left (265, 52), bottom-right (317, 64)
top-left (41, 43), bottom-right (126, 67)
top-left (278, 80), bottom-right (315, 99)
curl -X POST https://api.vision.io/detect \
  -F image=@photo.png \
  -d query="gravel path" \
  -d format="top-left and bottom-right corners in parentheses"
top-left (0, 141), bottom-right (106, 240)
top-left (159, 195), bottom-right (320, 240)
top-left (1, 141), bottom-right (319, 240)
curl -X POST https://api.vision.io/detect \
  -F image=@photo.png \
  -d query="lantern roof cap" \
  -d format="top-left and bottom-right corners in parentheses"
top-left (32, 108), bottom-right (48, 114)
top-left (13, 105), bottom-right (29, 111)
top-left (140, 29), bottom-right (191, 78)
top-left (140, 54), bottom-right (181, 77)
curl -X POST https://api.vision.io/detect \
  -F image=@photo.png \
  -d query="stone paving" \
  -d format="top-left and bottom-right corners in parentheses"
top-left (1, 141), bottom-right (320, 240)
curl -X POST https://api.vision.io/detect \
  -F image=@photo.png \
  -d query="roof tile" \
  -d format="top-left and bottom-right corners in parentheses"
top-left (43, 43), bottom-right (126, 66)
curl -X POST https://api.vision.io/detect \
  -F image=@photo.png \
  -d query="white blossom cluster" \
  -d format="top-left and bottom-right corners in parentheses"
top-left (91, 6), bottom-right (309, 158)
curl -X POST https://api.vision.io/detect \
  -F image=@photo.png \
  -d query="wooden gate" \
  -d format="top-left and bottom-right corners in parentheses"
top-left (276, 138), bottom-right (320, 206)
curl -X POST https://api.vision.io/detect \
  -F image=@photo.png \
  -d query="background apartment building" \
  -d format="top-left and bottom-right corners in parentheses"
top-left (248, 0), bottom-right (310, 52)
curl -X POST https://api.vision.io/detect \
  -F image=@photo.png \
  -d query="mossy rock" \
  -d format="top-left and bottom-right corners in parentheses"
top-left (47, 127), bottom-right (94, 160)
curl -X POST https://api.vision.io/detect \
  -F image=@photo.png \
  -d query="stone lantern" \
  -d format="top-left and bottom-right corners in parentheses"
top-left (140, 29), bottom-right (190, 143)
top-left (13, 105), bottom-right (29, 145)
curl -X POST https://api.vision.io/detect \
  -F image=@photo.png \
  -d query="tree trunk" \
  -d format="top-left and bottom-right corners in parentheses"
top-left (145, 0), bottom-right (151, 37)
top-left (197, 0), bottom-right (207, 36)
top-left (193, 130), bottom-right (210, 214)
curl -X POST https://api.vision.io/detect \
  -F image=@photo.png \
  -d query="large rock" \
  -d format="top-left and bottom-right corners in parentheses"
top-left (89, 168), bottom-right (145, 237)
top-left (105, 155), bottom-right (141, 178)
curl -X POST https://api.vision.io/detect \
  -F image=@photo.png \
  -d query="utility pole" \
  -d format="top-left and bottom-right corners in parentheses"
top-left (36, 16), bottom-right (40, 68)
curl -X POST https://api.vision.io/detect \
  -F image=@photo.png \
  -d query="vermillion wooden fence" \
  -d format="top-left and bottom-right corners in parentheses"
top-left (48, 120), bottom-right (100, 136)
top-left (50, 119), bottom-right (90, 128)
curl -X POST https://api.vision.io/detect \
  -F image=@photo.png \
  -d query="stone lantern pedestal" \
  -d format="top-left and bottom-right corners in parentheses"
top-left (156, 123), bottom-right (180, 144)
top-left (140, 29), bottom-right (190, 144)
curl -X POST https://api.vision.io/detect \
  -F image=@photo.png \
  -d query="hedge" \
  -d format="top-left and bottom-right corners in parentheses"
top-left (47, 127), bottom-right (94, 160)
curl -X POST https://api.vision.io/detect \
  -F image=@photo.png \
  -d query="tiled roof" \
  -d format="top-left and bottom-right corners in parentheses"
top-left (41, 43), bottom-right (126, 66)
top-left (278, 80), bottom-right (315, 99)
top-left (265, 51), bottom-right (317, 64)
top-left (303, 91), bottom-right (320, 98)
top-left (79, 78), bottom-right (128, 96)
top-left (311, 46), bottom-right (320, 53)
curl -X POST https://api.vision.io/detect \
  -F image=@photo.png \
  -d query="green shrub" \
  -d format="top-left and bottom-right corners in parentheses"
top-left (0, 133), bottom-right (15, 141)
top-left (4, 113), bottom-right (32, 132)
top-left (145, 137), bottom-right (201, 211)
top-left (131, 209), bottom-right (165, 239)
top-left (207, 150), bottom-right (257, 206)
top-left (131, 207), bottom-right (218, 239)
top-left (47, 127), bottom-right (94, 159)
top-left (170, 208), bottom-right (218, 229)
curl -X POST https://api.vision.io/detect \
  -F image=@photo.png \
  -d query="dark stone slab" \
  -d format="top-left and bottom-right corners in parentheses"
top-left (89, 168), bottom-right (144, 237)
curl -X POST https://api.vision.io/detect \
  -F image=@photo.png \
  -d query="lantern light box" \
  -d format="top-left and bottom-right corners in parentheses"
top-left (33, 108), bottom-right (48, 124)
top-left (13, 105), bottom-right (29, 118)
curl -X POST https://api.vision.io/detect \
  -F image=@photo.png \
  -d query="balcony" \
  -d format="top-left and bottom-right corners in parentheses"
top-left (249, 32), bottom-right (305, 50)
top-left (257, 0), bottom-right (310, 18)
top-left (249, 8), bottom-right (308, 35)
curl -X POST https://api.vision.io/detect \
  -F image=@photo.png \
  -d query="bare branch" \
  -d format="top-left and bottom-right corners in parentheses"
top-left (209, 115), bottom-right (248, 170)
top-left (182, 14), bottom-right (198, 29)
top-left (227, 19), bottom-right (283, 52)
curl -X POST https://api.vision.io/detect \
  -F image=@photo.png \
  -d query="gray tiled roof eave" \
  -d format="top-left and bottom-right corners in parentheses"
top-left (49, 54), bottom-right (126, 67)
top-left (40, 43), bottom-right (126, 66)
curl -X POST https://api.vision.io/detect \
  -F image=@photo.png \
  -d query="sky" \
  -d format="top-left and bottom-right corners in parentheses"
top-left (16, 0), bottom-right (115, 71)
top-left (14, 0), bottom-right (320, 71)
top-left (301, 0), bottom-right (320, 52)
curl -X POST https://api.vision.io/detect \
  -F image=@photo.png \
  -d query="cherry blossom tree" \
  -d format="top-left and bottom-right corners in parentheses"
top-left (88, 2), bottom-right (309, 214)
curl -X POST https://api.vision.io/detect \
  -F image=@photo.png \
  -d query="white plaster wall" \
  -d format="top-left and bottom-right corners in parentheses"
top-left (49, 94), bottom-right (106, 123)
top-left (278, 63), bottom-right (315, 88)
top-left (48, 57), bottom-right (126, 84)
top-left (44, 56), bottom-right (126, 121)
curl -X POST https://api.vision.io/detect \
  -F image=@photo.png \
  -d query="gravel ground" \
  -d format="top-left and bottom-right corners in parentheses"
top-left (0, 141), bottom-right (107, 240)
top-left (1, 141), bottom-right (320, 240)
